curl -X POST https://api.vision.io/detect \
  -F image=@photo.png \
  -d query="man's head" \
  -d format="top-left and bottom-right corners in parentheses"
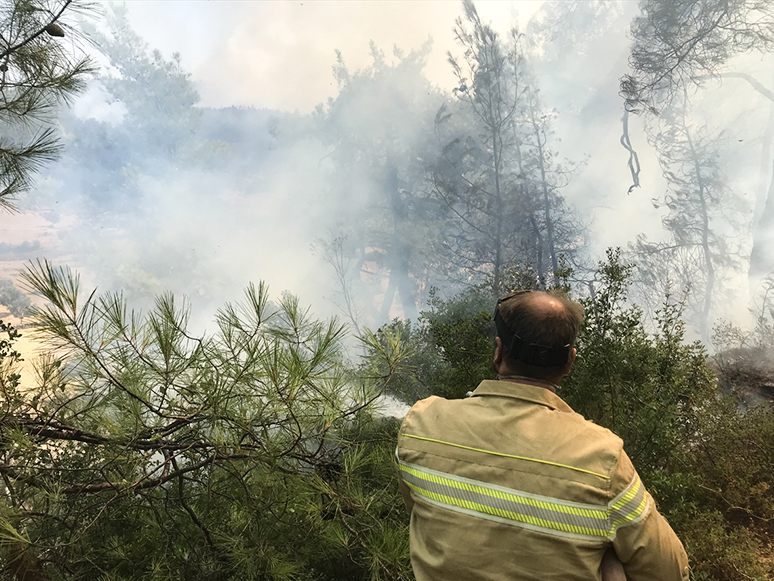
top-left (493, 290), bottom-right (584, 384)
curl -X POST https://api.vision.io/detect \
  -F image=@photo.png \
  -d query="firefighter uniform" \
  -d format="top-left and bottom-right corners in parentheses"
top-left (396, 379), bottom-right (689, 581)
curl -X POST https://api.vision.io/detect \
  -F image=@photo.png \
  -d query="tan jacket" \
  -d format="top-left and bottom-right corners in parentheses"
top-left (396, 379), bottom-right (689, 581)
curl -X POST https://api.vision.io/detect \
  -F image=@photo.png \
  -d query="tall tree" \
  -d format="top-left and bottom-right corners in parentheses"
top-left (89, 6), bottom-right (201, 161)
top-left (0, 0), bottom-right (93, 211)
top-left (622, 0), bottom-right (774, 114)
top-left (432, 0), bottom-right (525, 295)
top-left (520, 81), bottom-right (586, 287)
top-left (622, 0), bottom-right (774, 284)
top-left (321, 43), bottom-right (443, 326)
top-left (67, 4), bottom-right (202, 212)
top-left (631, 101), bottom-right (745, 341)
top-left (432, 0), bottom-right (582, 294)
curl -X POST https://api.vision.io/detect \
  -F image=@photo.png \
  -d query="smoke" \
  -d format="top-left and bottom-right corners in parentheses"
top-left (122, 1), bottom-right (537, 111)
top-left (2, 0), bottom-right (773, 345)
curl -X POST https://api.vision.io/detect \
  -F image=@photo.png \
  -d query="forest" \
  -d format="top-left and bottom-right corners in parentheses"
top-left (0, 0), bottom-right (774, 579)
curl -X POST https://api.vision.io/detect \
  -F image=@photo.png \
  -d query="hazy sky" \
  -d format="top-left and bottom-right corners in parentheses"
top-left (1, 0), bottom-right (767, 343)
top-left (24, 0), bottom-right (669, 315)
top-left (123, 0), bottom-right (540, 111)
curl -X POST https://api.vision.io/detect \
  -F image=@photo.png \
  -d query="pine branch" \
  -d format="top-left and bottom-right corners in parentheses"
top-left (0, 0), bottom-right (72, 61)
top-left (60, 454), bottom-right (217, 495)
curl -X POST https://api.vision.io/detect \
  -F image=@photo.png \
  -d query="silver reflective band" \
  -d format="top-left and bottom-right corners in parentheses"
top-left (397, 455), bottom-right (649, 542)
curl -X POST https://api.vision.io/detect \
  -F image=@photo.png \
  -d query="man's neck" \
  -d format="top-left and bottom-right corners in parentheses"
top-left (496, 374), bottom-right (560, 393)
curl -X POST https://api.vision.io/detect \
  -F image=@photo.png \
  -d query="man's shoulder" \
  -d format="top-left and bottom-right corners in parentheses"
top-left (398, 395), bottom-right (443, 436)
top-left (403, 392), bottom-right (622, 447)
top-left (563, 406), bottom-right (624, 447)
top-left (404, 391), bottom-right (624, 471)
top-left (406, 395), bottom-right (441, 416)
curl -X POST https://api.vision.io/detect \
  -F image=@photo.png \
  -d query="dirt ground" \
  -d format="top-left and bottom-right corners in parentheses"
top-left (713, 347), bottom-right (774, 409)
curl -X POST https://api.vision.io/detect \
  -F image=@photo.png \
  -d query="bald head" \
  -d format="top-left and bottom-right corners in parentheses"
top-left (495, 290), bottom-right (584, 379)
top-left (522, 292), bottom-right (567, 316)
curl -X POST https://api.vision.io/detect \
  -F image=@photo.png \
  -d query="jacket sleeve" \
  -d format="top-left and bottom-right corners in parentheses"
top-left (395, 397), bottom-right (438, 514)
top-left (398, 474), bottom-right (415, 512)
top-left (611, 450), bottom-right (689, 581)
top-left (395, 443), bottom-right (414, 512)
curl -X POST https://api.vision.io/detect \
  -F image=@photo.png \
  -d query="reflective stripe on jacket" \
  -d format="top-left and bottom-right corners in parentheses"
top-left (396, 379), bottom-right (689, 581)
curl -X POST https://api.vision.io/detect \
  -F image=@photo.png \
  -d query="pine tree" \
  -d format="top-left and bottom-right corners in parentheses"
top-left (432, 0), bottom-right (583, 294)
top-left (0, 259), bottom-right (411, 580)
top-left (0, 0), bottom-right (94, 211)
top-left (630, 99), bottom-right (746, 342)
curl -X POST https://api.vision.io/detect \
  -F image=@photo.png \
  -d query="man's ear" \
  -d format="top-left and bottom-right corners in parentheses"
top-left (563, 347), bottom-right (577, 376)
top-left (493, 336), bottom-right (504, 373)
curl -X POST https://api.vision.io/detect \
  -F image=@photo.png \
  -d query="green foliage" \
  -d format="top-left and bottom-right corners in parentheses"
top-left (675, 402), bottom-right (774, 580)
top-left (563, 249), bottom-right (716, 477)
top-left (0, 0), bottom-right (94, 210)
top-left (433, 0), bottom-right (585, 294)
top-left (418, 287), bottom-right (495, 400)
top-left (369, 262), bottom-right (562, 403)
top-left (0, 317), bottom-right (21, 400)
top-left (0, 260), bottom-right (412, 580)
top-left (360, 318), bottom-right (445, 405)
top-left (304, 416), bottom-right (412, 581)
top-left (3, 252), bottom-right (774, 579)
top-left (563, 250), bottom-right (774, 578)
top-left (368, 248), bottom-right (774, 580)
top-left (365, 290), bottom-right (495, 404)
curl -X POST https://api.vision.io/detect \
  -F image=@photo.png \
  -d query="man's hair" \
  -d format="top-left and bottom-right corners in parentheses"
top-left (496, 290), bottom-right (584, 379)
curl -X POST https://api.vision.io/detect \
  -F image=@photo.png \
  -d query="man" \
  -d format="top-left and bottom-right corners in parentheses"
top-left (396, 290), bottom-right (689, 580)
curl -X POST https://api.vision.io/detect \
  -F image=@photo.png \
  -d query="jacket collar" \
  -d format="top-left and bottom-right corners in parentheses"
top-left (471, 379), bottom-right (575, 413)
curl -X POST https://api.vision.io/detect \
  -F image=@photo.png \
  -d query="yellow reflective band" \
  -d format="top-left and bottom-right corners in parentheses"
top-left (401, 463), bottom-right (608, 521)
top-left (402, 480), bottom-right (609, 538)
top-left (608, 477), bottom-right (649, 533)
top-left (610, 494), bottom-right (648, 530)
top-left (400, 463), bottom-right (609, 538)
top-left (398, 457), bottom-right (649, 541)
top-left (612, 477), bottom-right (641, 511)
top-left (403, 433), bottom-right (610, 480)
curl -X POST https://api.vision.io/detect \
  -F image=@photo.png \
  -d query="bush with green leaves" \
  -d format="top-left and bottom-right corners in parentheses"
top-left (371, 249), bottom-right (774, 580)
top-left (368, 263), bottom-right (552, 403)
top-left (0, 260), bottom-right (412, 581)
top-left (366, 289), bottom-right (495, 404)
top-left (3, 252), bottom-right (773, 580)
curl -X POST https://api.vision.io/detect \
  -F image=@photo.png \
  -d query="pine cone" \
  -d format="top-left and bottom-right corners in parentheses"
top-left (44, 23), bottom-right (65, 37)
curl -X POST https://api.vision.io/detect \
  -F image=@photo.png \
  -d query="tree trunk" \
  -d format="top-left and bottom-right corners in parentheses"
top-left (749, 163), bottom-right (774, 281)
top-left (749, 86), bottom-right (774, 287)
top-left (381, 162), bottom-right (418, 321)
top-left (529, 91), bottom-right (559, 285)
top-left (379, 275), bottom-right (398, 322)
top-left (396, 249), bottom-right (417, 320)
top-left (492, 131), bottom-right (505, 296)
top-left (686, 127), bottom-right (715, 344)
top-left (754, 83), bottom-right (774, 226)
top-left (530, 213), bottom-right (546, 289)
